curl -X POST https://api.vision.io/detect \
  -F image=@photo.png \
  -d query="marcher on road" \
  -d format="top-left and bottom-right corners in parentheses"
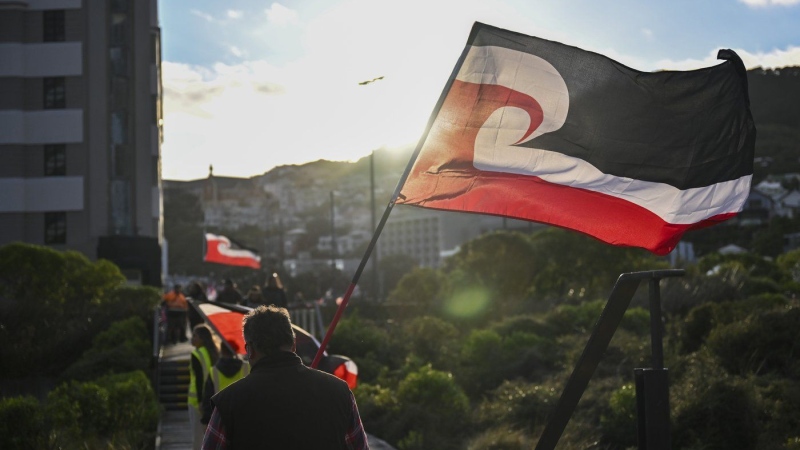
top-left (189, 324), bottom-right (219, 450)
top-left (202, 305), bottom-right (369, 449)
top-left (217, 279), bottom-right (244, 305)
top-left (262, 272), bottom-right (288, 308)
top-left (201, 339), bottom-right (250, 426)
top-left (162, 284), bottom-right (188, 344)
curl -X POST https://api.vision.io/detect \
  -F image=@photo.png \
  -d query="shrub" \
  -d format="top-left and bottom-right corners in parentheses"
top-left (673, 379), bottom-right (759, 450)
top-left (97, 370), bottom-right (160, 447)
top-left (600, 384), bottom-right (637, 448)
top-left (60, 316), bottom-right (151, 382)
top-left (545, 300), bottom-right (605, 335)
top-left (679, 295), bottom-right (791, 354)
top-left (754, 377), bottom-right (800, 449)
top-left (47, 380), bottom-right (112, 445)
top-left (0, 396), bottom-right (47, 450)
top-left (329, 315), bottom-right (397, 382)
top-left (707, 306), bottom-right (800, 377)
top-left (402, 316), bottom-right (460, 370)
top-left (394, 365), bottom-right (470, 449)
top-left (466, 426), bottom-right (532, 450)
top-left (45, 370), bottom-right (159, 449)
top-left (474, 380), bottom-right (560, 433)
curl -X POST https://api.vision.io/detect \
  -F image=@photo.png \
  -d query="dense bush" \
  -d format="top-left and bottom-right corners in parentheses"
top-left (673, 379), bottom-right (759, 450)
top-left (393, 365), bottom-right (470, 450)
top-left (328, 315), bottom-right (397, 382)
top-left (0, 396), bottom-right (48, 450)
top-left (60, 316), bottom-right (152, 382)
top-left (402, 315), bottom-right (460, 370)
top-left (600, 384), bottom-right (637, 448)
top-left (474, 379), bottom-right (560, 433)
top-left (707, 305), bottom-right (800, 377)
top-left (47, 370), bottom-right (159, 449)
top-left (0, 244), bottom-right (161, 449)
top-left (0, 243), bottom-right (160, 379)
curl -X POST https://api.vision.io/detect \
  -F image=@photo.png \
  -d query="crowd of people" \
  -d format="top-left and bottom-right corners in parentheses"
top-left (160, 273), bottom-right (290, 345)
top-left (160, 273), bottom-right (369, 448)
top-left (166, 304), bottom-right (368, 449)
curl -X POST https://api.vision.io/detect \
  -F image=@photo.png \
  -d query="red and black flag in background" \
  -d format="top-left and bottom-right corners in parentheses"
top-left (203, 233), bottom-right (261, 269)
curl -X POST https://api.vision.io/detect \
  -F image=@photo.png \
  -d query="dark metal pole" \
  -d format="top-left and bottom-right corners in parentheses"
top-left (649, 278), bottom-right (664, 370)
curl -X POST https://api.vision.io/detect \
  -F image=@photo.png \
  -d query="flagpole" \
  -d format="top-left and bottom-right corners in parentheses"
top-left (310, 24), bottom-right (478, 368)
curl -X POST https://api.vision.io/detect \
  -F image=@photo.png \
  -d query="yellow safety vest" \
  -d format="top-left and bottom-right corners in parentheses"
top-left (188, 346), bottom-right (212, 408)
top-left (210, 360), bottom-right (250, 394)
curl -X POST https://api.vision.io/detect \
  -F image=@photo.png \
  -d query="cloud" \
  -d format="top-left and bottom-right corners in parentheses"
top-left (641, 28), bottom-right (654, 40)
top-left (230, 46), bottom-right (245, 58)
top-left (653, 45), bottom-right (800, 71)
top-left (740, 0), bottom-right (800, 6)
top-left (190, 9), bottom-right (214, 22)
top-left (227, 10), bottom-right (243, 19)
top-left (266, 3), bottom-right (298, 25)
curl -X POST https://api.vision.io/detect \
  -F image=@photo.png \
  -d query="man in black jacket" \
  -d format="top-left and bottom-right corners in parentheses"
top-left (202, 305), bottom-right (369, 449)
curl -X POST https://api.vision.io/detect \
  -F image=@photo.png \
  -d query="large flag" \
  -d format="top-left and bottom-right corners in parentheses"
top-left (396, 22), bottom-right (756, 255)
top-left (203, 233), bottom-right (261, 269)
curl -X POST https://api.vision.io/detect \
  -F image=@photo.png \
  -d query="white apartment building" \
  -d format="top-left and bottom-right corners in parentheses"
top-left (380, 207), bottom-right (540, 268)
top-left (0, 0), bottom-right (163, 285)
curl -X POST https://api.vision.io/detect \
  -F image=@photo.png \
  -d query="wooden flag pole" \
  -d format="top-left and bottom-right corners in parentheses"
top-left (310, 31), bottom-right (477, 368)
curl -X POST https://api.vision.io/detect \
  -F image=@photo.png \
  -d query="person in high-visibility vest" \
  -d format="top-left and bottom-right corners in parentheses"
top-left (188, 324), bottom-right (218, 450)
top-left (200, 339), bottom-right (250, 425)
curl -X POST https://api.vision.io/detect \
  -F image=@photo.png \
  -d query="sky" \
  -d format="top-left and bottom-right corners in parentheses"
top-left (159, 0), bottom-right (800, 181)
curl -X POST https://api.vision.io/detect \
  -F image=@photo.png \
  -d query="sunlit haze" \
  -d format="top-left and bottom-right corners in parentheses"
top-left (160, 0), bottom-right (800, 180)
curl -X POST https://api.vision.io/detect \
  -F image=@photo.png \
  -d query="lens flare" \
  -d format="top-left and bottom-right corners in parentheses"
top-left (443, 287), bottom-right (491, 319)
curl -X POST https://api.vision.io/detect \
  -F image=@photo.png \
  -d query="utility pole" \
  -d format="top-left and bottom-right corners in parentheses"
top-left (358, 75), bottom-right (386, 302)
top-left (370, 151), bottom-right (379, 301)
top-left (330, 191), bottom-right (337, 271)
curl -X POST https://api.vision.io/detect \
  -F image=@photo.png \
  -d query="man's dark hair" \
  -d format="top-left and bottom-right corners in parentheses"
top-left (243, 305), bottom-right (295, 354)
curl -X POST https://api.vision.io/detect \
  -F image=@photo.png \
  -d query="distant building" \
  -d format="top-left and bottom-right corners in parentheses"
top-left (379, 207), bottom-right (539, 268)
top-left (739, 189), bottom-right (775, 226)
top-left (164, 169), bottom-right (278, 231)
top-left (0, 1), bottom-right (164, 286)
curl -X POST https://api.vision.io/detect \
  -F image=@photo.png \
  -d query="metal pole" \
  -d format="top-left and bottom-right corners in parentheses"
top-left (649, 278), bottom-right (664, 370)
top-left (330, 191), bottom-right (336, 271)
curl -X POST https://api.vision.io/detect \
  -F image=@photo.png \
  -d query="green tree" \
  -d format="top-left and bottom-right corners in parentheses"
top-left (387, 267), bottom-right (447, 318)
top-left (443, 231), bottom-right (539, 317)
top-left (0, 243), bottom-right (125, 378)
top-left (527, 228), bottom-right (667, 302)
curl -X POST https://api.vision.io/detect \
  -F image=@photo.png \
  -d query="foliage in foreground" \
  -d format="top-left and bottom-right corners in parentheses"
top-left (344, 230), bottom-right (800, 449)
top-left (0, 371), bottom-right (159, 450)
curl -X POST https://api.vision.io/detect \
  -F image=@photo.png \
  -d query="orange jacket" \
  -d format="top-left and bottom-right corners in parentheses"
top-left (163, 291), bottom-right (188, 310)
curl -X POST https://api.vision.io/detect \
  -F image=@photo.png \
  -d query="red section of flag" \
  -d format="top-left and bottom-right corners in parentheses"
top-left (204, 233), bottom-right (261, 269)
top-left (206, 310), bottom-right (247, 355)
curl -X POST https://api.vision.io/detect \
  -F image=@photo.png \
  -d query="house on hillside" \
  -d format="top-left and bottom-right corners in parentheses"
top-left (739, 189), bottom-right (775, 226)
top-left (777, 190), bottom-right (800, 218)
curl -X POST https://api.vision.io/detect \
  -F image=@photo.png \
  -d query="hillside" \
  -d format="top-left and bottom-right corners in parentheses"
top-left (262, 67), bottom-right (800, 186)
top-left (748, 66), bottom-right (800, 180)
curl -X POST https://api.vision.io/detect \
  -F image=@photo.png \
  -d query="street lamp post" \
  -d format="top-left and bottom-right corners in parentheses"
top-left (359, 75), bottom-right (385, 302)
top-left (370, 151), bottom-right (379, 301)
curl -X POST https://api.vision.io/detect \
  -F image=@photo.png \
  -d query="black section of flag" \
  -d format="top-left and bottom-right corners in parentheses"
top-left (466, 22), bottom-right (755, 190)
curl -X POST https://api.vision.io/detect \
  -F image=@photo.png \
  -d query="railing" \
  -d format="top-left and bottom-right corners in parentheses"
top-left (289, 303), bottom-right (325, 339)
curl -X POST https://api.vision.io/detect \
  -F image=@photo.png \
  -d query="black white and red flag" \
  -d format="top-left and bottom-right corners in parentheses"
top-left (203, 233), bottom-right (261, 269)
top-left (396, 22), bottom-right (756, 255)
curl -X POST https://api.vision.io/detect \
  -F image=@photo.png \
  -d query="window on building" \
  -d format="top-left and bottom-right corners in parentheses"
top-left (43, 10), bottom-right (65, 42)
top-left (45, 212), bottom-right (67, 244)
top-left (44, 144), bottom-right (66, 176)
top-left (43, 77), bottom-right (66, 109)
